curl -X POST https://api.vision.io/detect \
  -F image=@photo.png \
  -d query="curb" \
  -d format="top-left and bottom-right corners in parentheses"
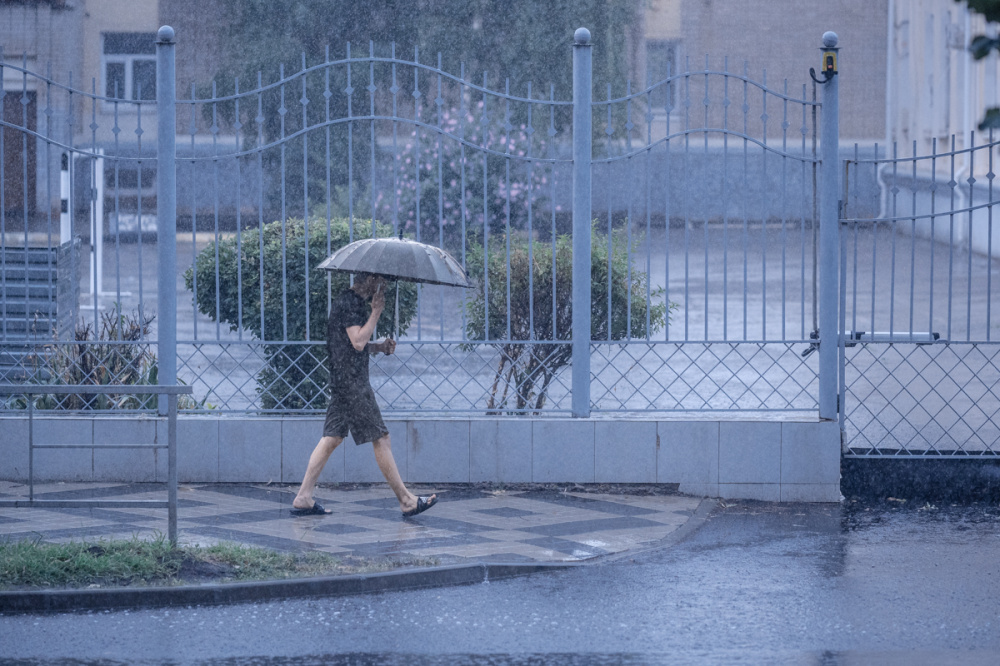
top-left (0, 495), bottom-right (716, 615)
top-left (596, 497), bottom-right (717, 565)
top-left (0, 562), bottom-right (578, 614)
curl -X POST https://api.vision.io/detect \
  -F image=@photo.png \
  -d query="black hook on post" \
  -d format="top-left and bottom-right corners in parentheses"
top-left (809, 67), bottom-right (834, 84)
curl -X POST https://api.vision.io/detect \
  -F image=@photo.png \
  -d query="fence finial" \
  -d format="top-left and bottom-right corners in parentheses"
top-left (822, 31), bottom-right (839, 48)
top-left (574, 27), bottom-right (591, 45)
top-left (157, 25), bottom-right (175, 44)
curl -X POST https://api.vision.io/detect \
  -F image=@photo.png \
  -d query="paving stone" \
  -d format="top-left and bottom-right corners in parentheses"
top-left (0, 480), bottom-right (703, 563)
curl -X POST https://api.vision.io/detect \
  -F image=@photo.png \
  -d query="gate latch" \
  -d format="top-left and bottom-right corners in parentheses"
top-left (801, 330), bottom-right (820, 358)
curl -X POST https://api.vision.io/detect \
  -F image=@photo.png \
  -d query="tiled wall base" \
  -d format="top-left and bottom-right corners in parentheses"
top-left (0, 416), bottom-right (841, 502)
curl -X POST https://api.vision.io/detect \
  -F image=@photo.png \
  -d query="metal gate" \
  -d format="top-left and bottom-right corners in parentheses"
top-left (840, 134), bottom-right (1000, 457)
top-left (1, 27), bottom-right (841, 420)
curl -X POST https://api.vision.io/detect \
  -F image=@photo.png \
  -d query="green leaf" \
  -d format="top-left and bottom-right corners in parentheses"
top-left (964, 0), bottom-right (1000, 24)
top-left (979, 107), bottom-right (1000, 130)
top-left (969, 35), bottom-right (999, 59)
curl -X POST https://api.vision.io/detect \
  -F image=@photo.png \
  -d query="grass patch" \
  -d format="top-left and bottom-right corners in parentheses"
top-left (0, 536), bottom-right (438, 591)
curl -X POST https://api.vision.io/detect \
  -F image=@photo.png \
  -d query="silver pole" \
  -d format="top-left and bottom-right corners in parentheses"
top-left (168, 393), bottom-right (178, 546)
top-left (156, 26), bottom-right (177, 416)
top-left (818, 31), bottom-right (840, 420)
top-left (571, 27), bottom-right (593, 418)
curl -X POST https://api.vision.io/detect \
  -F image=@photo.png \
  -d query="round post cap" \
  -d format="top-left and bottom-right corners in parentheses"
top-left (822, 31), bottom-right (839, 48)
top-left (574, 28), bottom-right (591, 45)
top-left (157, 26), bottom-right (176, 44)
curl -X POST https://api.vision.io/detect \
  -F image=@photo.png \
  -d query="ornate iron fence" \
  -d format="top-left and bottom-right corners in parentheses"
top-left (1, 27), bottom-right (845, 418)
top-left (587, 55), bottom-right (823, 414)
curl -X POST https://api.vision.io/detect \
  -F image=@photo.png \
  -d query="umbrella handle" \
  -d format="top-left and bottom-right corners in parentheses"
top-left (394, 281), bottom-right (400, 340)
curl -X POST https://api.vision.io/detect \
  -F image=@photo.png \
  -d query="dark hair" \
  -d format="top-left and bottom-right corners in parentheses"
top-left (354, 271), bottom-right (377, 283)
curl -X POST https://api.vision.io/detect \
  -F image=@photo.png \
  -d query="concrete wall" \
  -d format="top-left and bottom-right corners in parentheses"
top-left (0, 415), bottom-right (842, 502)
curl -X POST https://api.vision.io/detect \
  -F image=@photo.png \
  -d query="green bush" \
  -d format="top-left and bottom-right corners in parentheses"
top-left (464, 224), bottom-right (674, 413)
top-left (184, 217), bottom-right (417, 411)
top-left (9, 305), bottom-right (169, 411)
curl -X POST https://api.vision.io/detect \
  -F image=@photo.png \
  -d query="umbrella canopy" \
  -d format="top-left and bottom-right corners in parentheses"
top-left (318, 237), bottom-right (471, 288)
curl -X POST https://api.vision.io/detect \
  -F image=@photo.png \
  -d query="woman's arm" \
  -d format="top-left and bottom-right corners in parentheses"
top-left (346, 283), bottom-right (386, 351)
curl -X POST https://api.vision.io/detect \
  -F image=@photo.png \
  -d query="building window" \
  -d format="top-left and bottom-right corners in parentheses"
top-left (102, 32), bottom-right (156, 101)
top-left (646, 39), bottom-right (678, 111)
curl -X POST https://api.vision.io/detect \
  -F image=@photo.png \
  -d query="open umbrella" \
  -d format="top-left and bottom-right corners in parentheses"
top-left (318, 237), bottom-right (471, 337)
top-left (317, 237), bottom-right (471, 288)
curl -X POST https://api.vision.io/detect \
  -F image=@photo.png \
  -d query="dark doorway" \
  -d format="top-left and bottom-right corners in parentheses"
top-left (2, 90), bottom-right (37, 218)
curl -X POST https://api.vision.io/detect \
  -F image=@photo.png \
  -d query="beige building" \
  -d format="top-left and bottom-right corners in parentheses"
top-left (640, 0), bottom-right (890, 142)
top-left (5, 0), bottom-right (999, 221)
top-left (639, 0), bottom-right (1000, 149)
top-left (1, 0), bottom-right (161, 219)
top-left (887, 0), bottom-right (995, 153)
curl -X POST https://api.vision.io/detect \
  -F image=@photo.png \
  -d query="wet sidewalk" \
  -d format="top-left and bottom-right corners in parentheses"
top-left (0, 481), bottom-right (705, 564)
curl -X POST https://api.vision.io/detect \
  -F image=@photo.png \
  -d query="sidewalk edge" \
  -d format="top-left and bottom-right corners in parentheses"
top-left (593, 497), bottom-right (718, 565)
top-left (0, 562), bottom-right (577, 615)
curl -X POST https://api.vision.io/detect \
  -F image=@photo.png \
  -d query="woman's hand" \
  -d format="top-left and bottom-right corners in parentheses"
top-left (369, 338), bottom-right (396, 355)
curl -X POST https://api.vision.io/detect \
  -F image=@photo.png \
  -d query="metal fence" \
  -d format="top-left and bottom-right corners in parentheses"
top-left (1, 27), bottom-right (846, 419)
top-left (840, 133), bottom-right (1000, 456)
top-left (587, 54), bottom-right (824, 414)
top-left (0, 383), bottom-right (191, 544)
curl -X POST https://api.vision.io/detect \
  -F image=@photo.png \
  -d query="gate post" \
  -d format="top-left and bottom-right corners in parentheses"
top-left (818, 31), bottom-right (840, 421)
top-left (156, 26), bottom-right (177, 415)
top-left (572, 27), bottom-right (593, 418)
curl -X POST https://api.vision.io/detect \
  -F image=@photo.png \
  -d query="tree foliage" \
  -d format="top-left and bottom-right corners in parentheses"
top-left (215, 0), bottom-right (641, 109)
top-left (184, 217), bottom-right (417, 411)
top-left (464, 225), bottom-right (673, 413)
top-left (961, 0), bottom-right (1000, 128)
top-left (207, 0), bottom-right (642, 218)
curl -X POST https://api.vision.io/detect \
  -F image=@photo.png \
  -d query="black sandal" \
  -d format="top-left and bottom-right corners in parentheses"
top-left (402, 495), bottom-right (437, 518)
top-left (290, 501), bottom-right (331, 516)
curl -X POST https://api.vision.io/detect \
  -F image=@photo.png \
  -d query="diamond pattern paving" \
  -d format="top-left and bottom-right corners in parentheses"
top-left (0, 481), bottom-right (702, 563)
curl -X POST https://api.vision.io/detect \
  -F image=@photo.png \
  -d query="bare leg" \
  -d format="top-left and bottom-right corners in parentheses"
top-left (293, 435), bottom-right (343, 509)
top-left (372, 434), bottom-right (435, 514)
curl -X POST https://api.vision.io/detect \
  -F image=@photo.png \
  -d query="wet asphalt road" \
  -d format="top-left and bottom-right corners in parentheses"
top-left (3, 499), bottom-right (1000, 665)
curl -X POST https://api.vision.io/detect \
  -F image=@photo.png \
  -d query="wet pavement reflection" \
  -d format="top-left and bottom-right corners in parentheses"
top-left (3, 499), bottom-right (1000, 665)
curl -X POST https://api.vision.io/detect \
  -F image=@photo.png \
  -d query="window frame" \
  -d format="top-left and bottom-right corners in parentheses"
top-left (101, 32), bottom-right (157, 108)
top-left (644, 38), bottom-right (680, 116)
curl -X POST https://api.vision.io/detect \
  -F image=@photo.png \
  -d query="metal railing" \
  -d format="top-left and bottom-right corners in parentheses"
top-left (840, 132), bottom-right (1000, 456)
top-left (0, 384), bottom-right (193, 544)
top-left (0, 27), bottom-right (844, 418)
top-left (583, 47), bottom-right (829, 415)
